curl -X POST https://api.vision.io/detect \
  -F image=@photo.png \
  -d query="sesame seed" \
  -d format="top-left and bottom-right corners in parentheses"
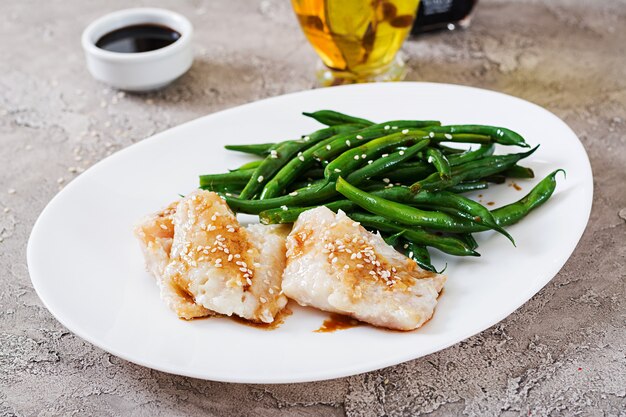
top-left (399, 151), bottom-right (405, 155)
top-left (225, 193), bottom-right (232, 197)
top-left (7, 189), bottom-right (16, 195)
top-left (227, 254), bottom-right (233, 261)
top-left (268, 288), bottom-right (274, 294)
top-left (246, 277), bottom-right (252, 285)
top-left (361, 154), bottom-right (367, 159)
top-left (334, 168), bottom-right (341, 173)
top-left (427, 156), bottom-right (434, 163)
top-left (289, 191), bottom-right (298, 196)
top-left (260, 297), bottom-right (267, 303)
top-left (3, 207), bottom-right (9, 213)
top-left (392, 126), bottom-right (398, 130)
top-left (444, 133), bottom-right (453, 140)
top-left (356, 135), bottom-right (363, 140)
top-left (211, 214), bottom-right (217, 221)
top-left (381, 154), bottom-right (389, 158)
top-left (408, 251), bottom-right (414, 258)
top-left (326, 145), bottom-right (331, 150)
top-left (384, 125), bottom-right (390, 130)
top-left (382, 178), bottom-right (390, 183)
top-left (402, 129), bottom-right (409, 134)
top-left (303, 136), bottom-right (311, 141)
top-left (352, 221), bottom-right (359, 227)
top-left (253, 262), bottom-right (261, 267)
top-left (429, 132), bottom-right (435, 138)
top-left (159, 224), bottom-right (168, 230)
top-left (344, 264), bottom-right (350, 269)
top-left (281, 205), bottom-right (288, 211)
top-left (257, 175), bottom-right (264, 183)
top-left (354, 155), bottom-right (360, 160)
top-left (298, 155), bottom-right (305, 161)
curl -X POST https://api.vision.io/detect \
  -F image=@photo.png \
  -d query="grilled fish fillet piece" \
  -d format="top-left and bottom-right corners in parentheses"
top-left (163, 190), bottom-right (289, 323)
top-left (282, 207), bottom-right (446, 331)
top-left (134, 203), bottom-right (212, 319)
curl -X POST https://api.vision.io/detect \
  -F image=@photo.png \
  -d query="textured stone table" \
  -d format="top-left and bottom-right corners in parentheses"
top-left (1, 0), bottom-right (624, 415)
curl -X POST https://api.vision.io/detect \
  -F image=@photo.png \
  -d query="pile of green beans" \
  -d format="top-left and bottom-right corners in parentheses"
top-left (199, 110), bottom-right (563, 271)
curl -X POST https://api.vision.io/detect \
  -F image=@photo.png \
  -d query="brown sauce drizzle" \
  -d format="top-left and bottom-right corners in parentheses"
top-left (510, 182), bottom-right (522, 191)
top-left (229, 306), bottom-right (293, 331)
top-left (487, 201), bottom-right (495, 206)
top-left (315, 313), bottom-right (362, 333)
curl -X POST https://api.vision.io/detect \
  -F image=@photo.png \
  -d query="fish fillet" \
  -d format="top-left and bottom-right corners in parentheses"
top-left (282, 207), bottom-right (446, 331)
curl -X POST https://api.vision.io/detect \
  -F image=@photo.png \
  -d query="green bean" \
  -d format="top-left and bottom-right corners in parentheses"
top-left (504, 165), bottom-right (535, 179)
top-left (406, 169), bottom-right (564, 233)
top-left (405, 189), bottom-right (514, 243)
top-left (199, 169), bottom-right (255, 188)
top-left (336, 177), bottom-right (495, 233)
top-left (258, 125), bottom-right (390, 199)
top-left (436, 144), bottom-right (466, 155)
top-left (349, 213), bottom-right (479, 257)
top-left (379, 161), bottom-right (434, 183)
top-left (459, 233), bottom-right (479, 250)
top-left (383, 231), bottom-right (405, 246)
top-left (491, 169), bottom-right (564, 226)
top-left (312, 121), bottom-right (440, 162)
top-left (426, 125), bottom-right (529, 148)
top-left (201, 183), bottom-right (245, 194)
top-left (239, 125), bottom-right (360, 199)
top-left (287, 178), bottom-right (327, 192)
top-left (324, 132), bottom-right (430, 183)
top-left (346, 140), bottom-right (430, 185)
top-left (259, 200), bottom-right (355, 224)
top-left (224, 143), bottom-right (275, 156)
top-left (428, 133), bottom-right (493, 145)
top-left (231, 160), bottom-right (263, 171)
top-left (425, 147), bottom-right (451, 179)
top-left (447, 181), bottom-right (489, 193)
top-left (302, 110), bottom-right (375, 127)
top-left (411, 146), bottom-right (539, 193)
top-left (484, 175), bottom-right (506, 184)
top-left (447, 144), bottom-right (495, 167)
top-left (337, 183), bottom-right (511, 241)
top-left (401, 241), bottom-right (437, 273)
top-left (224, 182), bottom-right (338, 214)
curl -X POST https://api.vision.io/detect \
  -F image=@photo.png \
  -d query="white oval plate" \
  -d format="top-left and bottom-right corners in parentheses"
top-left (28, 83), bottom-right (592, 383)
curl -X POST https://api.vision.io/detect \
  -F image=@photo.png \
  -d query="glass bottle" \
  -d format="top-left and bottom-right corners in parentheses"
top-left (410, 0), bottom-right (478, 34)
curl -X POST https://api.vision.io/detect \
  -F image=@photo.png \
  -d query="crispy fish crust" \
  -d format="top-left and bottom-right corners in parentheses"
top-left (282, 207), bottom-right (446, 331)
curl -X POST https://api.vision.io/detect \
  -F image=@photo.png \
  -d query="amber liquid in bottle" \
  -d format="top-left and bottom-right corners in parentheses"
top-left (292, 0), bottom-right (419, 82)
top-left (410, 0), bottom-right (477, 34)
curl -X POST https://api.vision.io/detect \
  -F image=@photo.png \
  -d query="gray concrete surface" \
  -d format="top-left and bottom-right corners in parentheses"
top-left (1, 0), bottom-right (624, 415)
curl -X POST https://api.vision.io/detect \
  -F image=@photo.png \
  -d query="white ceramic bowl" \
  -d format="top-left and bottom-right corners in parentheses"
top-left (81, 8), bottom-right (193, 92)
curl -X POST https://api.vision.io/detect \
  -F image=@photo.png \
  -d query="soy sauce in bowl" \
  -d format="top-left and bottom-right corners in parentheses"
top-left (95, 24), bottom-right (181, 53)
